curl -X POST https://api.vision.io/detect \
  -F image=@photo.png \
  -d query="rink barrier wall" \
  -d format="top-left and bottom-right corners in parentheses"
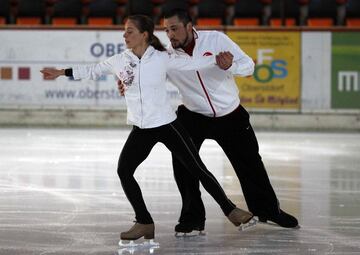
top-left (1, 108), bottom-right (359, 131)
top-left (0, 26), bottom-right (360, 130)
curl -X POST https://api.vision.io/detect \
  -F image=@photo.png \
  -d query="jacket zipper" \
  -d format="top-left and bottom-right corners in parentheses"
top-left (138, 59), bottom-right (143, 127)
top-left (196, 71), bottom-right (216, 117)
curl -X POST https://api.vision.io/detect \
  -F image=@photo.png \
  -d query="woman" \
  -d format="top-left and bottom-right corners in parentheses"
top-left (40, 15), bottom-right (254, 242)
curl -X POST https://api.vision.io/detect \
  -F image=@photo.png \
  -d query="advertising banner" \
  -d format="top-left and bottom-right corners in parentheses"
top-left (0, 30), bottom-right (172, 109)
top-left (227, 31), bottom-right (301, 110)
top-left (331, 32), bottom-right (360, 109)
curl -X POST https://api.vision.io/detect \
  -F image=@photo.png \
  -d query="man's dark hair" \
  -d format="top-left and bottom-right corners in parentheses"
top-left (163, 8), bottom-right (192, 26)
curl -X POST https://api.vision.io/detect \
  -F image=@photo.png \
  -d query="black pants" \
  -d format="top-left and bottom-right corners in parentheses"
top-left (173, 104), bottom-right (280, 224)
top-left (117, 119), bottom-right (236, 224)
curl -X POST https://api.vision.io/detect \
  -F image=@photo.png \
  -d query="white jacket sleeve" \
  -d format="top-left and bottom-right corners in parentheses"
top-left (165, 52), bottom-right (216, 71)
top-left (72, 55), bottom-right (119, 80)
top-left (215, 32), bottom-right (254, 77)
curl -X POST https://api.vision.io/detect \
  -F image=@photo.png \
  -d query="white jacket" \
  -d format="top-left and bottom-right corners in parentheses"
top-left (167, 30), bottom-right (255, 117)
top-left (72, 46), bottom-right (216, 128)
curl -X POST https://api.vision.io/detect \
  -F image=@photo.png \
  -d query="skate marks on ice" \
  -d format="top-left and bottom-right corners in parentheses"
top-left (118, 239), bottom-right (159, 254)
top-left (2, 129), bottom-right (360, 254)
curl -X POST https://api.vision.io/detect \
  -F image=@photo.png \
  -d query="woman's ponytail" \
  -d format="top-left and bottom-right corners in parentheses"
top-left (150, 35), bottom-right (166, 52)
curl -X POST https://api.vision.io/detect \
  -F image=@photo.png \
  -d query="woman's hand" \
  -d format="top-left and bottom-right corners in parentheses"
top-left (40, 68), bottom-right (65, 79)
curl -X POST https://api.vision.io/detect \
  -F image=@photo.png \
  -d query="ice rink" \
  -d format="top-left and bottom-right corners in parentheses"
top-left (0, 128), bottom-right (359, 255)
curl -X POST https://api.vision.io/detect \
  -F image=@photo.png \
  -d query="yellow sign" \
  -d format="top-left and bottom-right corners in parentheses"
top-left (227, 31), bottom-right (301, 110)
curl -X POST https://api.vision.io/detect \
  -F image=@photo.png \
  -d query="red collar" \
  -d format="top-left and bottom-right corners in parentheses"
top-left (183, 37), bottom-right (195, 56)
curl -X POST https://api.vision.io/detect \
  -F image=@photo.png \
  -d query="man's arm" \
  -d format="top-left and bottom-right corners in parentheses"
top-left (166, 53), bottom-right (216, 71)
top-left (215, 32), bottom-right (255, 76)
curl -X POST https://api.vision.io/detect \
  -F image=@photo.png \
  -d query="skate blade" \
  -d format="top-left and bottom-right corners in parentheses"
top-left (118, 239), bottom-right (159, 248)
top-left (175, 230), bottom-right (207, 237)
top-left (117, 240), bottom-right (160, 255)
top-left (239, 218), bottom-right (257, 231)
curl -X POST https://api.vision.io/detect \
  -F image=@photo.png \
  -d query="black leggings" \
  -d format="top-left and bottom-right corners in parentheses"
top-left (117, 119), bottom-right (236, 224)
top-left (173, 104), bottom-right (279, 224)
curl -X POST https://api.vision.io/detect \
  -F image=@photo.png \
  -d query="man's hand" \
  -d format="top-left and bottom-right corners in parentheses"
top-left (216, 51), bottom-right (233, 70)
top-left (40, 68), bottom-right (64, 79)
top-left (117, 79), bottom-right (126, 96)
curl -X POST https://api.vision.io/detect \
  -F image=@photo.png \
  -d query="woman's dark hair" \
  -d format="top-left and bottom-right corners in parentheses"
top-left (127, 15), bottom-right (166, 52)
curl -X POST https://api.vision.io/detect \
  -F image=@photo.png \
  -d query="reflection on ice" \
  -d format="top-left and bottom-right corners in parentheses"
top-left (118, 239), bottom-right (160, 254)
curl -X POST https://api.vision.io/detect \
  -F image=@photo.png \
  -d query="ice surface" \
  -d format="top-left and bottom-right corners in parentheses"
top-left (0, 128), bottom-right (359, 254)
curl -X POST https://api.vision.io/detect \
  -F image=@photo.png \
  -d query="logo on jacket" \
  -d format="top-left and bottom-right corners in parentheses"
top-left (119, 62), bottom-right (136, 88)
top-left (203, 52), bottom-right (213, 56)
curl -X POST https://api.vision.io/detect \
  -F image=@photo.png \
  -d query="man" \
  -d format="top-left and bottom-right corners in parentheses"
top-left (120, 9), bottom-right (299, 233)
top-left (163, 8), bottom-right (299, 233)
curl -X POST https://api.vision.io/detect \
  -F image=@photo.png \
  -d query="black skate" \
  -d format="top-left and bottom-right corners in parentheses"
top-left (174, 221), bottom-right (206, 237)
top-left (258, 209), bottom-right (299, 228)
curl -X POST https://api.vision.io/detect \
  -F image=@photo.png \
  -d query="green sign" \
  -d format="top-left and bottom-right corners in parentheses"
top-left (332, 32), bottom-right (360, 109)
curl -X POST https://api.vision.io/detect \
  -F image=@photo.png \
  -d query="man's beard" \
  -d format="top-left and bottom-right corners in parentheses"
top-left (172, 32), bottom-right (190, 49)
